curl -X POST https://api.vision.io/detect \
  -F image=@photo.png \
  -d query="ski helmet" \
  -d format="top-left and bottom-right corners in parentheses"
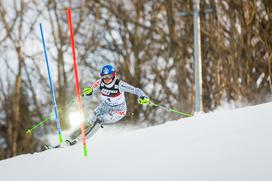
top-left (100, 64), bottom-right (116, 79)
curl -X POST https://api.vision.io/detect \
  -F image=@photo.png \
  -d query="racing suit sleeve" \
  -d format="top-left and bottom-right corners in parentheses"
top-left (119, 80), bottom-right (148, 98)
top-left (90, 79), bottom-right (101, 95)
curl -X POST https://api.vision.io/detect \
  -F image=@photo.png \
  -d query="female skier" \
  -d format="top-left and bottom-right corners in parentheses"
top-left (65, 64), bottom-right (150, 145)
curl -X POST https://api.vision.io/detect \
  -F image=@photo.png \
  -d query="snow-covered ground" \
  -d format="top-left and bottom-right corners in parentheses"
top-left (0, 102), bottom-right (272, 181)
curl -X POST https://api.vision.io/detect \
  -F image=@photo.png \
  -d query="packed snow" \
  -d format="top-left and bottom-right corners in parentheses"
top-left (0, 102), bottom-right (271, 181)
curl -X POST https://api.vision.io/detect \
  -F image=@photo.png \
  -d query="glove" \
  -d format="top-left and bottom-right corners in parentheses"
top-left (82, 87), bottom-right (93, 96)
top-left (138, 96), bottom-right (150, 105)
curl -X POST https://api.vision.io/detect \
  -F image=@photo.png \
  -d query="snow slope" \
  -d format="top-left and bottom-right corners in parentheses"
top-left (0, 102), bottom-right (272, 181)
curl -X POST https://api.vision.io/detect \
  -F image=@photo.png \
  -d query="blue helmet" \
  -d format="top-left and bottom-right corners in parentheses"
top-left (100, 65), bottom-right (116, 78)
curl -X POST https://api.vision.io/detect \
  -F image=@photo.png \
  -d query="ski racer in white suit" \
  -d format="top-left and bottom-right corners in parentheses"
top-left (66, 65), bottom-right (150, 145)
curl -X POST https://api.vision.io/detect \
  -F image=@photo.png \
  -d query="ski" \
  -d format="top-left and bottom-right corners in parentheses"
top-left (41, 119), bottom-right (103, 151)
top-left (41, 140), bottom-right (75, 151)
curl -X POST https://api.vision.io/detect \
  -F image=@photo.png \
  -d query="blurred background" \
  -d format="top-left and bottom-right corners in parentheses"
top-left (0, 0), bottom-right (271, 160)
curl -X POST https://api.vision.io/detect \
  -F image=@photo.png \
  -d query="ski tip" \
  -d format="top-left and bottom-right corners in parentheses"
top-left (41, 144), bottom-right (50, 151)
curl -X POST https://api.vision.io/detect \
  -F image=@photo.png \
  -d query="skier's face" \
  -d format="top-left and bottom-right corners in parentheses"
top-left (102, 74), bottom-right (113, 84)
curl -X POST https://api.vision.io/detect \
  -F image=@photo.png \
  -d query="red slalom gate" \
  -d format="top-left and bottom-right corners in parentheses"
top-left (67, 7), bottom-right (88, 157)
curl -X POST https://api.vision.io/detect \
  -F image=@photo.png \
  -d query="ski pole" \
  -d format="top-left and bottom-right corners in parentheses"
top-left (26, 97), bottom-right (77, 134)
top-left (25, 114), bottom-right (53, 134)
top-left (149, 101), bottom-right (193, 117)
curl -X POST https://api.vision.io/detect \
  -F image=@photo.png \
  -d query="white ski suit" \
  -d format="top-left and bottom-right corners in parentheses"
top-left (88, 78), bottom-right (147, 124)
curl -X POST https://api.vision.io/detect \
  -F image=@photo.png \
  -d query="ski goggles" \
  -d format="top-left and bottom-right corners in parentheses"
top-left (102, 74), bottom-right (114, 79)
